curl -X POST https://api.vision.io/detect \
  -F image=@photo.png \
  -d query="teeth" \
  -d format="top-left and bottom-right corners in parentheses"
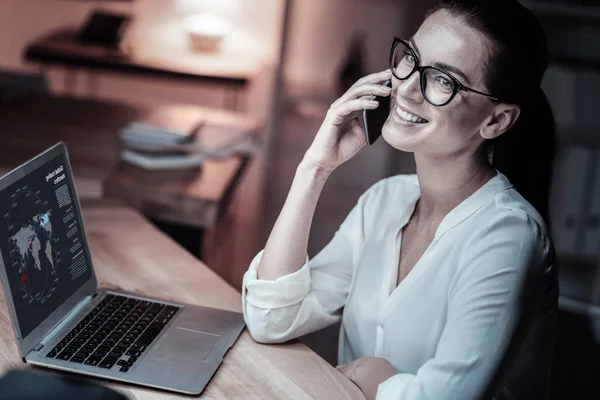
top-left (396, 106), bottom-right (427, 123)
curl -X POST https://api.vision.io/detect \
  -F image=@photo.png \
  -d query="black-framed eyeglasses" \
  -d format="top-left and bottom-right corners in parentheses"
top-left (389, 37), bottom-right (500, 107)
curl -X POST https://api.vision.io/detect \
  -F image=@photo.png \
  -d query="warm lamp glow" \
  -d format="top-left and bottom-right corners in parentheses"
top-left (183, 13), bottom-right (231, 52)
top-left (184, 13), bottom-right (231, 36)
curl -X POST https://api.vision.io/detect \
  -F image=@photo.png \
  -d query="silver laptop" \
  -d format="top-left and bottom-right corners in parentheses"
top-left (0, 142), bottom-right (245, 395)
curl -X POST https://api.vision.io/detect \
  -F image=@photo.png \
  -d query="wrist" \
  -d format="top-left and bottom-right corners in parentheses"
top-left (298, 157), bottom-right (335, 181)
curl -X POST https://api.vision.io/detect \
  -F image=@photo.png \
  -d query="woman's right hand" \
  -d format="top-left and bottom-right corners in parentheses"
top-left (303, 70), bottom-right (393, 172)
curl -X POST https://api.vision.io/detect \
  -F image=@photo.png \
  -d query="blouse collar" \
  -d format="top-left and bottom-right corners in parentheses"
top-left (398, 171), bottom-right (514, 238)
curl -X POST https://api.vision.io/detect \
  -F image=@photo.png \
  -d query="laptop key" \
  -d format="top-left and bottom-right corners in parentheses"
top-left (126, 350), bottom-right (141, 357)
top-left (102, 338), bottom-right (117, 346)
top-left (84, 356), bottom-right (102, 366)
top-left (156, 312), bottom-right (173, 324)
top-left (109, 351), bottom-right (123, 357)
top-left (98, 355), bottom-right (119, 369)
top-left (98, 328), bottom-right (112, 336)
top-left (130, 344), bottom-right (146, 352)
top-left (120, 337), bottom-right (135, 345)
top-left (114, 344), bottom-right (129, 353)
top-left (46, 350), bottom-right (57, 358)
top-left (135, 321), bottom-right (167, 347)
top-left (166, 305), bottom-right (179, 314)
top-left (88, 337), bottom-right (102, 345)
top-left (70, 356), bottom-right (86, 363)
top-left (119, 366), bottom-right (129, 373)
top-left (56, 352), bottom-right (73, 360)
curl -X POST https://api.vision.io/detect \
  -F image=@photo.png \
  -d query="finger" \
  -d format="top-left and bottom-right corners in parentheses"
top-left (331, 83), bottom-right (392, 108)
top-left (336, 362), bottom-right (350, 371)
top-left (328, 98), bottom-right (380, 125)
top-left (336, 365), bottom-right (349, 377)
top-left (355, 69), bottom-right (393, 86)
top-left (331, 70), bottom-right (393, 108)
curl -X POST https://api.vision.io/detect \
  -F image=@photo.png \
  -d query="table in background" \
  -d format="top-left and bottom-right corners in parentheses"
top-left (103, 157), bottom-right (252, 258)
top-left (24, 29), bottom-right (265, 111)
top-left (0, 199), bottom-right (365, 399)
top-left (0, 94), bottom-right (260, 263)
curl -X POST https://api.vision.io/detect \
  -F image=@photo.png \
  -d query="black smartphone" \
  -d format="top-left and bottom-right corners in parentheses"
top-left (362, 79), bottom-right (392, 145)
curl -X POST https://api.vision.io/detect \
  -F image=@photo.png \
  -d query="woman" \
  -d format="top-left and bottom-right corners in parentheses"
top-left (242, 1), bottom-right (558, 399)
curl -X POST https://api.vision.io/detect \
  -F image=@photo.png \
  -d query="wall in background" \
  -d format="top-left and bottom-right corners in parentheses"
top-left (0, 0), bottom-right (284, 120)
top-left (282, 0), bottom-right (436, 93)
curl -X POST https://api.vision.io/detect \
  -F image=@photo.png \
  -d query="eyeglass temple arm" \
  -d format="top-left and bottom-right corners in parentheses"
top-left (462, 86), bottom-right (500, 102)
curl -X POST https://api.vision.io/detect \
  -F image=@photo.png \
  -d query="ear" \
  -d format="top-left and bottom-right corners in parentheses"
top-left (480, 104), bottom-right (521, 140)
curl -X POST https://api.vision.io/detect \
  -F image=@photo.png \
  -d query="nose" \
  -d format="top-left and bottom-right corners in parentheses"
top-left (394, 71), bottom-right (423, 104)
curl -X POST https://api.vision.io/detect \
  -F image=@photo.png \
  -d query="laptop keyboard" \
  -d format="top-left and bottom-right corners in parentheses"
top-left (45, 294), bottom-right (179, 372)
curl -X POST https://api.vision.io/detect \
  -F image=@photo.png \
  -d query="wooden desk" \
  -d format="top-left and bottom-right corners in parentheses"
top-left (24, 29), bottom-right (265, 111)
top-left (0, 200), bottom-right (365, 399)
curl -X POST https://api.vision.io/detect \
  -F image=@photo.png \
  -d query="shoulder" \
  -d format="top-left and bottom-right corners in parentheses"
top-left (476, 188), bottom-right (548, 245)
top-left (459, 187), bottom-right (552, 275)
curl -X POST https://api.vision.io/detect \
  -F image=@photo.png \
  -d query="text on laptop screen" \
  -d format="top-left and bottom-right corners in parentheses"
top-left (0, 153), bottom-right (93, 338)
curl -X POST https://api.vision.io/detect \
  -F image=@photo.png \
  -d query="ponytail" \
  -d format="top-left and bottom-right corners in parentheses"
top-left (490, 88), bottom-right (556, 226)
top-left (435, 0), bottom-right (555, 228)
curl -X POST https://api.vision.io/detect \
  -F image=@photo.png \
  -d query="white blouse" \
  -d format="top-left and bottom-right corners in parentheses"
top-left (242, 172), bottom-right (554, 399)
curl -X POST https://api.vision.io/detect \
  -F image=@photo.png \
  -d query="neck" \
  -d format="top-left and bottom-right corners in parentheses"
top-left (413, 150), bottom-right (496, 224)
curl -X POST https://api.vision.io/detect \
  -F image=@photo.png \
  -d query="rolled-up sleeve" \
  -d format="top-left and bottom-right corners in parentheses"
top-left (242, 182), bottom-right (379, 344)
top-left (376, 212), bottom-right (548, 400)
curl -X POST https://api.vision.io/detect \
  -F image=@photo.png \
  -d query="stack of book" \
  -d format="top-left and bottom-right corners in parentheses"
top-left (119, 107), bottom-right (258, 170)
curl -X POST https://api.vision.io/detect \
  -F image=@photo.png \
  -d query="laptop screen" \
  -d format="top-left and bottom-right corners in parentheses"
top-left (0, 152), bottom-right (93, 338)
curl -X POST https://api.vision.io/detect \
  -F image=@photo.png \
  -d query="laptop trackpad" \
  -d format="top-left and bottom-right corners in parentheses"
top-left (155, 327), bottom-right (221, 361)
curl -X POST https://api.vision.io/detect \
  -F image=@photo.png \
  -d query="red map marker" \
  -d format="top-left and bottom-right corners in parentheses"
top-left (20, 272), bottom-right (28, 286)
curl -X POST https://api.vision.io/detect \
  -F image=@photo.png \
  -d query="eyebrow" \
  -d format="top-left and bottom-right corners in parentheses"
top-left (409, 37), bottom-right (472, 85)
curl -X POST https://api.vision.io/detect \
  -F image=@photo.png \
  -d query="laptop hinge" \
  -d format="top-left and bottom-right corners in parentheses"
top-left (33, 294), bottom-right (95, 352)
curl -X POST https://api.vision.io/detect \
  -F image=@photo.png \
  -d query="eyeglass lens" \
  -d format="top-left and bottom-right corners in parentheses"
top-left (391, 41), bottom-right (457, 106)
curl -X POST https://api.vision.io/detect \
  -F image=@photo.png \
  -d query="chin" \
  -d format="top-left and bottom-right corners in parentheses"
top-left (381, 116), bottom-right (426, 152)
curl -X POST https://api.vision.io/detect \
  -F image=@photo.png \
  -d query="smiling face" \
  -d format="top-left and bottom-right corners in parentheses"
top-left (382, 9), bottom-right (499, 159)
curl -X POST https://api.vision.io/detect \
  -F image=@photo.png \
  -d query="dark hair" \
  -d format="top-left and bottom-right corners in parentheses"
top-left (428, 0), bottom-right (556, 226)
